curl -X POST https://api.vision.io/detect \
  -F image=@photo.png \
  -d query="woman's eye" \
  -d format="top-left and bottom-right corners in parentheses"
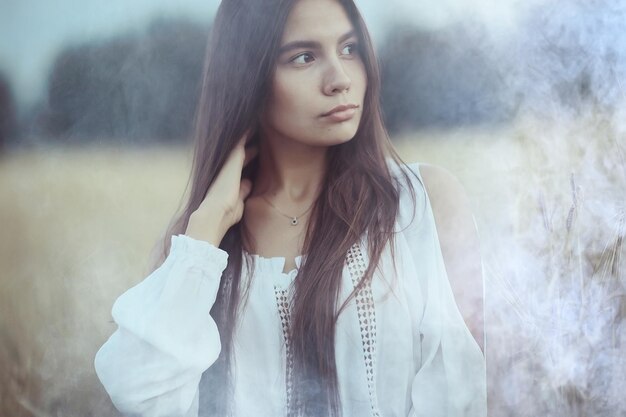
top-left (291, 53), bottom-right (314, 65)
top-left (341, 43), bottom-right (358, 56)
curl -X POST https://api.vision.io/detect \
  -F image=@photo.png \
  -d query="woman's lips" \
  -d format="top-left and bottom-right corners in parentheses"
top-left (321, 104), bottom-right (359, 122)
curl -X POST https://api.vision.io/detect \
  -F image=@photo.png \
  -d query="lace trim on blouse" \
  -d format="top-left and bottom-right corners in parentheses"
top-left (272, 240), bottom-right (381, 417)
top-left (346, 241), bottom-right (382, 417)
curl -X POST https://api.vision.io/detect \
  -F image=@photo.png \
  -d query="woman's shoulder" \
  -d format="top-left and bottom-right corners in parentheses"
top-left (389, 159), bottom-right (464, 201)
top-left (388, 159), bottom-right (481, 273)
top-left (388, 159), bottom-right (473, 228)
top-left (390, 162), bottom-right (450, 229)
top-left (417, 163), bottom-right (469, 207)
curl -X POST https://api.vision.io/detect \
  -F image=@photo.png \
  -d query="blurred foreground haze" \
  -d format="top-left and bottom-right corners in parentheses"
top-left (0, 0), bottom-right (624, 415)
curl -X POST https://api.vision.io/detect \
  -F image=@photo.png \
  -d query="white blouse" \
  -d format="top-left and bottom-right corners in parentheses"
top-left (94, 162), bottom-right (487, 417)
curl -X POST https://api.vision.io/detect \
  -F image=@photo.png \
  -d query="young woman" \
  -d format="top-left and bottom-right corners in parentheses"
top-left (94, 0), bottom-right (487, 416)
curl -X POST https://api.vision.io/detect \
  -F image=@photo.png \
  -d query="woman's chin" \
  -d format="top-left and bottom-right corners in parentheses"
top-left (315, 133), bottom-right (357, 147)
top-left (320, 123), bottom-right (360, 145)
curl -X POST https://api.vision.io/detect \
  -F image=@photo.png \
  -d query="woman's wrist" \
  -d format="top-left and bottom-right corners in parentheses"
top-left (185, 212), bottom-right (227, 247)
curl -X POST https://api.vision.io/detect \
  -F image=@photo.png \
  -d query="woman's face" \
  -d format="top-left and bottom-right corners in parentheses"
top-left (260, 0), bottom-right (367, 147)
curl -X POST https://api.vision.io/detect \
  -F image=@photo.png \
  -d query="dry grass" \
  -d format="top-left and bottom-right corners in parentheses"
top-left (0, 111), bottom-right (623, 415)
top-left (0, 145), bottom-right (193, 416)
top-left (491, 111), bottom-right (626, 416)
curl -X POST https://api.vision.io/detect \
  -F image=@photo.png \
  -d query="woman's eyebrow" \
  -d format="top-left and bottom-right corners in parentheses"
top-left (278, 29), bottom-right (357, 55)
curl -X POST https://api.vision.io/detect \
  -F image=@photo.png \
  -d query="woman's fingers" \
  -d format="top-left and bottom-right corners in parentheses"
top-left (187, 130), bottom-right (258, 244)
top-left (240, 178), bottom-right (253, 201)
top-left (237, 128), bottom-right (253, 148)
top-left (234, 129), bottom-right (258, 168)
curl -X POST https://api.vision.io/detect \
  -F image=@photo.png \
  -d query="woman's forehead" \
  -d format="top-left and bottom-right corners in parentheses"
top-left (281, 0), bottom-right (354, 43)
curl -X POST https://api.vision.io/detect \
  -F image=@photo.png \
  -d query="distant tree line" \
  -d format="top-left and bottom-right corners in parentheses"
top-left (29, 15), bottom-right (514, 145)
top-left (41, 17), bottom-right (209, 145)
top-left (0, 73), bottom-right (18, 152)
top-left (379, 21), bottom-right (513, 134)
top-left (14, 0), bottom-right (618, 146)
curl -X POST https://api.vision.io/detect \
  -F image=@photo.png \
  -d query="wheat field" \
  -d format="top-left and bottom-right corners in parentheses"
top-left (1, 113), bottom-right (623, 416)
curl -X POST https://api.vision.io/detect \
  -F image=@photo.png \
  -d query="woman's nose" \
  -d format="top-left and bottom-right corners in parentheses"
top-left (323, 58), bottom-right (351, 95)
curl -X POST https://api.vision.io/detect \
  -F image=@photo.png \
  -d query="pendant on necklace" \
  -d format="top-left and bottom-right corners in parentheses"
top-left (291, 217), bottom-right (298, 226)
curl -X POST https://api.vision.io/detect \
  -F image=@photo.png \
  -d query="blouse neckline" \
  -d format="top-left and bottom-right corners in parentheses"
top-left (242, 249), bottom-right (306, 277)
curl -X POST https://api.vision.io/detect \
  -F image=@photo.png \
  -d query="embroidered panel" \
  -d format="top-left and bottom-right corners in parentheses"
top-left (346, 242), bottom-right (382, 417)
top-left (274, 285), bottom-right (297, 415)
top-left (272, 241), bottom-right (381, 417)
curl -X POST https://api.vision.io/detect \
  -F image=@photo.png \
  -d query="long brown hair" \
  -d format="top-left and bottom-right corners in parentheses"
top-left (150, 0), bottom-right (420, 416)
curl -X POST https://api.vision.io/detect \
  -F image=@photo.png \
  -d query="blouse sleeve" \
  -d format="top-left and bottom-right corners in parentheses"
top-left (94, 234), bottom-right (229, 417)
top-left (397, 162), bottom-right (487, 417)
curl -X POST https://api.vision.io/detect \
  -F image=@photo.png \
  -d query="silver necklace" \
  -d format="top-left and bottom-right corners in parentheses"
top-left (260, 195), bottom-right (315, 226)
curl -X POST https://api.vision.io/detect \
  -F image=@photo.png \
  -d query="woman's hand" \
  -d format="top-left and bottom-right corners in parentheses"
top-left (185, 131), bottom-right (259, 246)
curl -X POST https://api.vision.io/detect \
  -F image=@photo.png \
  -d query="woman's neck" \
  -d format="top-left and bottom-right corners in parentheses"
top-left (252, 133), bottom-right (327, 205)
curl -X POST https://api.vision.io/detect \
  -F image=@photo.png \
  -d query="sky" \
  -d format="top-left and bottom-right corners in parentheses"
top-left (0, 0), bottom-right (535, 111)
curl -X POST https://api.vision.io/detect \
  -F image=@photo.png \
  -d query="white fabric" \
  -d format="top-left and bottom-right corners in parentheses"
top-left (94, 162), bottom-right (487, 417)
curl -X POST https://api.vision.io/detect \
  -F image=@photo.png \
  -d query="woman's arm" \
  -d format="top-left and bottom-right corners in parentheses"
top-left (396, 162), bottom-right (487, 417)
top-left (418, 163), bottom-right (484, 351)
top-left (94, 234), bottom-right (228, 417)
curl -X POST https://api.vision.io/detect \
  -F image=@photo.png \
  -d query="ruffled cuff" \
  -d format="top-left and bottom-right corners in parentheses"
top-left (170, 234), bottom-right (229, 271)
